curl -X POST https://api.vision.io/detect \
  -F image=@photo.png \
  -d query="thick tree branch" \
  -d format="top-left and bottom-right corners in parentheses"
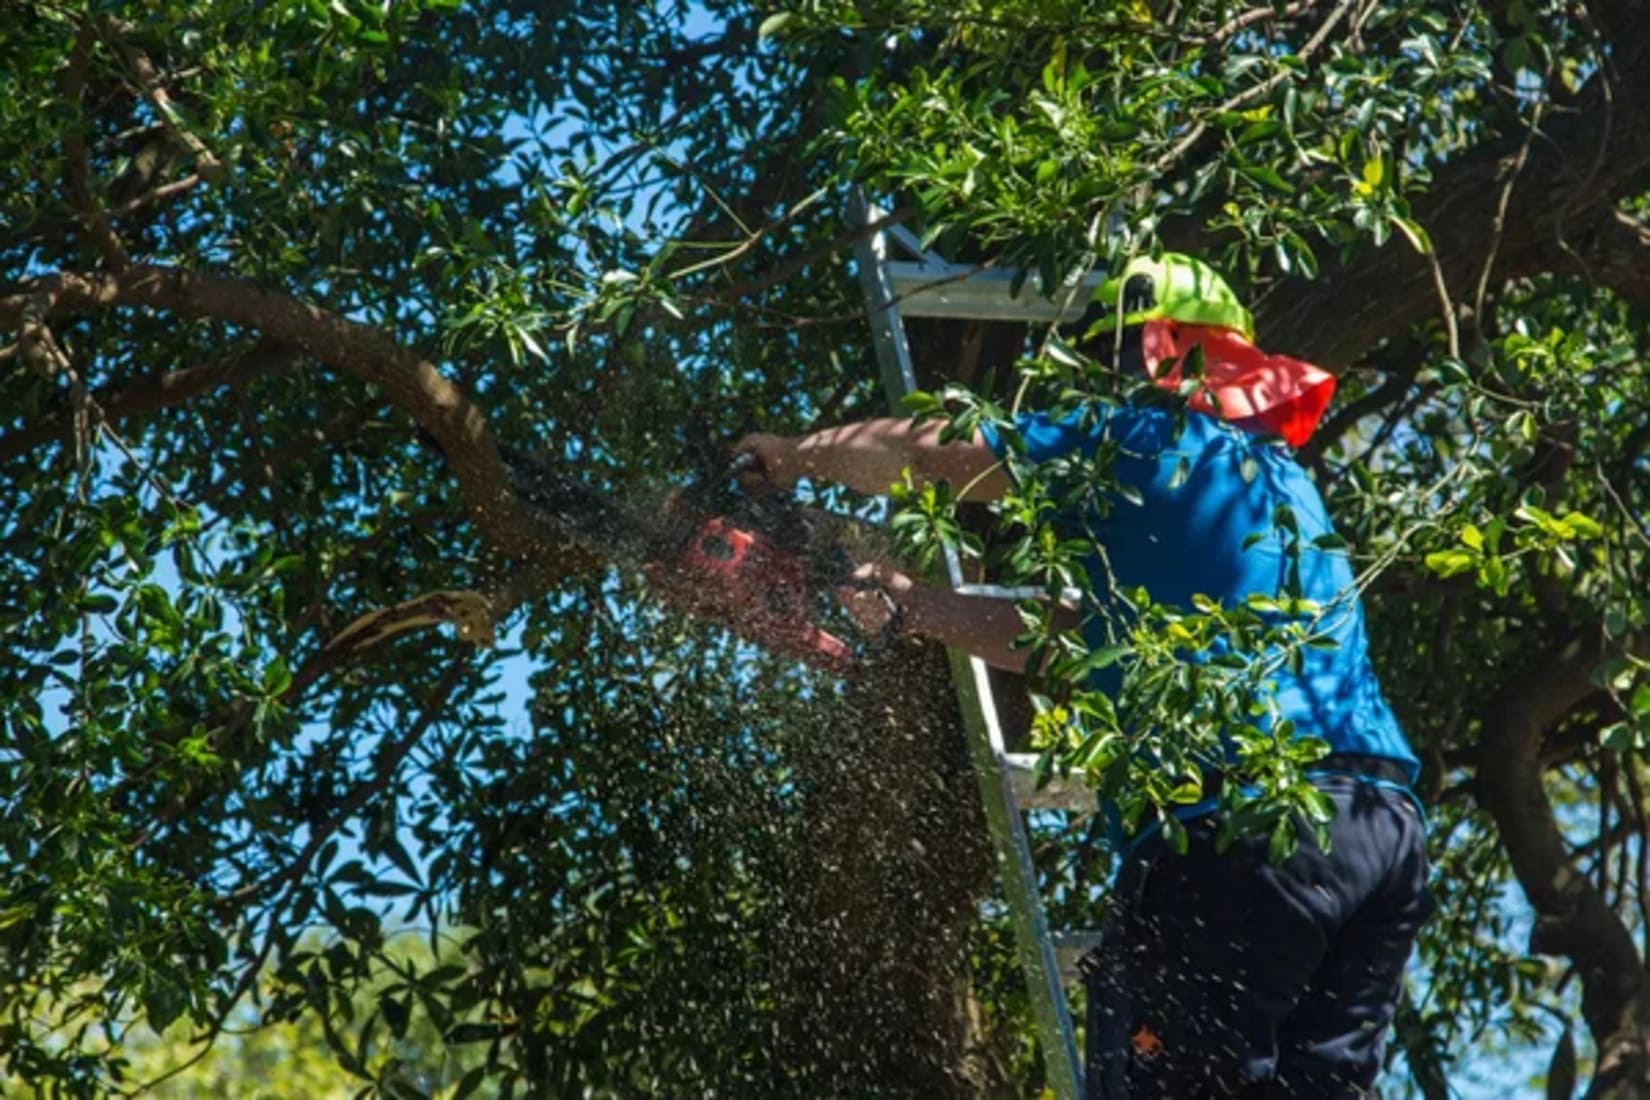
top-left (108, 29), bottom-right (225, 184)
top-left (0, 265), bottom-right (597, 569)
top-left (1475, 630), bottom-right (1650, 1048)
top-left (1538, 207), bottom-right (1650, 308)
top-left (1228, 56), bottom-right (1650, 363)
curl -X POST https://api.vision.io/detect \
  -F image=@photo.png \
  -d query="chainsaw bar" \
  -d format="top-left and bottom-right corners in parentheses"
top-left (499, 446), bottom-right (861, 673)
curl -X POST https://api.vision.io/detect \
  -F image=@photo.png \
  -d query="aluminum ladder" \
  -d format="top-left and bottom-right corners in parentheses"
top-left (849, 194), bottom-right (1105, 1099)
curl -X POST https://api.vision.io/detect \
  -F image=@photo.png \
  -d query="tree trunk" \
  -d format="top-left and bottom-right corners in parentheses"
top-left (1585, 989), bottom-right (1650, 1100)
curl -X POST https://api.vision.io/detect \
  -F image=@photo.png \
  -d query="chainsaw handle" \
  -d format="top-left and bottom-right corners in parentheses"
top-left (835, 572), bottom-right (905, 650)
top-left (725, 449), bottom-right (780, 494)
top-left (726, 450), bottom-right (762, 478)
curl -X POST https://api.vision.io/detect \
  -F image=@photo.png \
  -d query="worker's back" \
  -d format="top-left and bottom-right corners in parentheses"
top-left (984, 402), bottom-right (1419, 776)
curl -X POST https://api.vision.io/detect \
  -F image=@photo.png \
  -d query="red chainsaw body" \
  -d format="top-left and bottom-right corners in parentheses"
top-left (657, 514), bottom-right (854, 674)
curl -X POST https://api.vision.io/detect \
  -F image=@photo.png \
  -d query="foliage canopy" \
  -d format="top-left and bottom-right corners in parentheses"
top-left (3, 0), bottom-right (1650, 1097)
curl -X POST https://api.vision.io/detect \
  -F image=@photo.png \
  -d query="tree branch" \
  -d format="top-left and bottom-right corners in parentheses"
top-left (1150, 0), bottom-right (1359, 177)
top-left (107, 28), bottom-right (224, 184)
top-left (0, 265), bottom-right (598, 569)
top-left (1474, 630), bottom-right (1650, 1045)
top-left (1296, 368), bottom-right (1416, 464)
top-left (57, 21), bottom-right (129, 270)
top-left (1538, 207), bottom-right (1650, 308)
top-left (1239, 55), bottom-right (1650, 363)
top-left (0, 338), bottom-right (300, 464)
top-left (227, 652), bottom-right (471, 907)
top-left (123, 588), bottom-right (500, 847)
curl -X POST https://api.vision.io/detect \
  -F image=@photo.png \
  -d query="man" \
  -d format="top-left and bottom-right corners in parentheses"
top-left (737, 253), bottom-right (1432, 1098)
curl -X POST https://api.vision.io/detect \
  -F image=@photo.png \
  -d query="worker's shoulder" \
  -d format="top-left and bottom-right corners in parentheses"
top-left (1106, 401), bottom-right (1257, 454)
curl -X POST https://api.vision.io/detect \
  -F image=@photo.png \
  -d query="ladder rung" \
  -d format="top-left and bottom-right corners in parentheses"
top-left (888, 262), bottom-right (1104, 323)
top-left (1006, 753), bottom-right (1094, 813)
top-left (954, 582), bottom-right (1085, 604)
top-left (1053, 930), bottom-right (1105, 981)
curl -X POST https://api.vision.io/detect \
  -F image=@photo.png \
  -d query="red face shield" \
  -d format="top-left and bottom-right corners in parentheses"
top-left (1140, 320), bottom-right (1336, 448)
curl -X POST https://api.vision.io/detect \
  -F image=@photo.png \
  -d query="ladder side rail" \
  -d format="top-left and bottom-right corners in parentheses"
top-left (848, 191), bottom-right (1084, 1100)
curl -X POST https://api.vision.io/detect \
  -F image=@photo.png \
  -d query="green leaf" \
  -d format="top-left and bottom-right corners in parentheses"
top-left (262, 657), bottom-right (292, 697)
top-left (1267, 817), bottom-right (1296, 865)
top-left (1083, 644), bottom-right (1132, 672)
top-left (1390, 216), bottom-right (1432, 254)
top-left (1167, 457), bottom-right (1190, 490)
top-left (758, 12), bottom-right (795, 38)
top-left (1244, 165), bottom-right (1291, 194)
top-left (1168, 779), bottom-right (1204, 804)
top-left (1602, 722), bottom-right (1639, 753)
top-left (446, 1023), bottom-right (504, 1044)
top-left (1560, 512), bottom-right (1603, 540)
top-left (1361, 157), bottom-right (1384, 191)
top-left (1424, 549), bottom-right (1476, 579)
top-left (1160, 813), bottom-right (1189, 855)
top-left (1045, 335), bottom-right (1082, 368)
top-left (453, 1066), bottom-right (488, 1100)
top-left (380, 993), bottom-right (411, 1039)
top-left (145, 981), bottom-right (186, 1034)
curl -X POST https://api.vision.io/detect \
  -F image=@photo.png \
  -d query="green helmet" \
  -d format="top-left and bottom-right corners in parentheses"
top-left (1089, 253), bottom-right (1254, 340)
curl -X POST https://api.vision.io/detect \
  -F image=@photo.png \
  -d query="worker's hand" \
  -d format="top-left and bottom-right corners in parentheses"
top-left (836, 561), bottom-right (913, 637)
top-left (734, 432), bottom-right (804, 489)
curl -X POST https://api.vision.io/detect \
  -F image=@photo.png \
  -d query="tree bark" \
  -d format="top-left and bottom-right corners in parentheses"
top-left (0, 265), bottom-right (596, 571)
top-left (1474, 632), bottom-right (1650, 1097)
top-left (1159, 33), bottom-right (1650, 365)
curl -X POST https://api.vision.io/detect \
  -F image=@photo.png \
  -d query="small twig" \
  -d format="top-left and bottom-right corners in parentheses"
top-left (107, 172), bottom-right (202, 220)
top-left (119, 586), bottom-right (494, 841)
top-left (1151, 0), bottom-right (1358, 175)
top-left (695, 201), bottom-right (919, 306)
top-left (226, 653), bottom-right (470, 908)
top-left (1471, 71), bottom-right (1550, 340)
top-left (1205, 0), bottom-right (1317, 47)
top-left (0, 338), bottom-right (299, 464)
top-left (17, 318), bottom-right (93, 476)
top-left (1423, 244), bottom-right (1461, 361)
top-left (685, 252), bottom-right (999, 330)
top-left (1553, 2), bottom-right (1616, 266)
top-left (1623, 760), bottom-right (1650, 958)
top-left (667, 187), bottom-right (826, 281)
top-left (19, 315), bottom-right (193, 506)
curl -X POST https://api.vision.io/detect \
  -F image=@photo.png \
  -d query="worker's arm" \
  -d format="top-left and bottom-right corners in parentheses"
top-left (842, 563), bottom-right (1078, 674)
top-left (736, 418), bottom-right (1012, 501)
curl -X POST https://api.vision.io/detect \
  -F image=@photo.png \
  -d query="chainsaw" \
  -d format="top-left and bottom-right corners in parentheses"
top-left (499, 445), bottom-right (892, 674)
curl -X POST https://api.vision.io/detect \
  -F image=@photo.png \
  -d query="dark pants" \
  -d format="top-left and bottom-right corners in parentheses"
top-left (1082, 776), bottom-right (1433, 1099)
